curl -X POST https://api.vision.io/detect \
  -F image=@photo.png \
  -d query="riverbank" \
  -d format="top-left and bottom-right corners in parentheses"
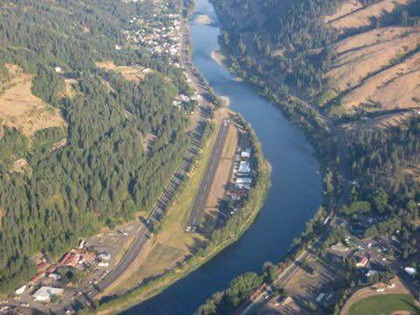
top-left (98, 111), bottom-right (271, 314)
top-left (113, 0), bottom-right (322, 312)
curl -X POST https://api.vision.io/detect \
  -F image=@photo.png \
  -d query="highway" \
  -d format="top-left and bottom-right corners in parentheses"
top-left (186, 119), bottom-right (231, 230)
top-left (49, 12), bottom-right (215, 315)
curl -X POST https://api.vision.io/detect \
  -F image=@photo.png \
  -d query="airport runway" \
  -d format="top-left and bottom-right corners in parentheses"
top-left (186, 119), bottom-right (231, 230)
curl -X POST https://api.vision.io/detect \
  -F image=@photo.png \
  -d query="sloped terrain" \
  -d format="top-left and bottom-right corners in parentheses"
top-left (0, 64), bottom-right (66, 137)
top-left (327, 27), bottom-right (419, 91)
top-left (326, 0), bottom-right (411, 31)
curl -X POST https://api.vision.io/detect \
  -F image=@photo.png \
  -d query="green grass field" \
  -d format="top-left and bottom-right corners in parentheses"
top-left (348, 294), bottom-right (418, 315)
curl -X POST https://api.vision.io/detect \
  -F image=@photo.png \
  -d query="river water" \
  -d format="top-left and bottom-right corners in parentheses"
top-left (124, 0), bottom-right (322, 313)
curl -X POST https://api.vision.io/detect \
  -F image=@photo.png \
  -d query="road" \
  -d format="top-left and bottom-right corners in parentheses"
top-left (45, 12), bottom-right (215, 315)
top-left (186, 119), bottom-right (231, 230)
top-left (240, 230), bottom-right (330, 315)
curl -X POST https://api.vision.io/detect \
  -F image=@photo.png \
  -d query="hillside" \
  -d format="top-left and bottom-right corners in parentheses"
top-left (327, 26), bottom-right (420, 113)
top-left (0, 0), bottom-right (190, 291)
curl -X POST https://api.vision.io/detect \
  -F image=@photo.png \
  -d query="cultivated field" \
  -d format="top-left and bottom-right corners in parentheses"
top-left (0, 64), bottom-right (67, 137)
top-left (95, 61), bottom-right (151, 83)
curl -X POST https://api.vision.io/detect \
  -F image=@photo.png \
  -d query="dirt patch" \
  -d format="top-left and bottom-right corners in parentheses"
top-left (95, 61), bottom-right (150, 83)
top-left (10, 158), bottom-right (29, 174)
top-left (0, 207), bottom-right (5, 231)
top-left (63, 78), bottom-right (79, 98)
top-left (391, 311), bottom-right (412, 315)
top-left (0, 64), bottom-right (67, 137)
top-left (327, 0), bottom-right (411, 31)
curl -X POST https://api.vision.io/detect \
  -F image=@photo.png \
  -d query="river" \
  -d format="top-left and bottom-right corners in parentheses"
top-left (124, 0), bottom-right (322, 313)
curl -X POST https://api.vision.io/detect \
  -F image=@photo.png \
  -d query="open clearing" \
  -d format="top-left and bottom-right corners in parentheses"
top-left (326, 0), bottom-right (411, 31)
top-left (347, 294), bottom-right (417, 315)
top-left (0, 64), bottom-right (66, 137)
top-left (95, 61), bottom-right (151, 83)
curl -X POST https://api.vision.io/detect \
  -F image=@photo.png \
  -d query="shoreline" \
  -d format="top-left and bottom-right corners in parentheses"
top-left (98, 113), bottom-right (271, 314)
top-left (98, 6), bottom-right (272, 313)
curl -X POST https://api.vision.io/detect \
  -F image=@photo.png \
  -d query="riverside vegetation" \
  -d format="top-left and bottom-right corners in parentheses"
top-left (98, 113), bottom-right (271, 313)
top-left (196, 0), bottom-right (420, 313)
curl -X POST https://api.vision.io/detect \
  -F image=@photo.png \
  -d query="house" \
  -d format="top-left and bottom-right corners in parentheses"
top-left (356, 256), bottom-right (369, 268)
top-left (235, 177), bottom-right (252, 185)
top-left (29, 272), bottom-right (46, 285)
top-left (33, 286), bottom-right (64, 302)
top-left (66, 253), bottom-right (81, 267)
top-left (238, 161), bottom-right (251, 174)
top-left (241, 148), bottom-right (251, 158)
top-left (404, 267), bottom-right (417, 276)
top-left (235, 183), bottom-right (251, 190)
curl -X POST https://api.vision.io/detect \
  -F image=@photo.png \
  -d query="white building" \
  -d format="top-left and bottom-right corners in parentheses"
top-left (33, 286), bottom-right (64, 302)
top-left (238, 161), bottom-right (251, 174)
top-left (98, 252), bottom-right (111, 261)
top-left (241, 148), bottom-right (251, 158)
top-left (235, 177), bottom-right (252, 185)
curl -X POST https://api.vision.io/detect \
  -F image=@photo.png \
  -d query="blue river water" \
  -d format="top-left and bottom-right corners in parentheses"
top-left (124, 0), bottom-right (322, 313)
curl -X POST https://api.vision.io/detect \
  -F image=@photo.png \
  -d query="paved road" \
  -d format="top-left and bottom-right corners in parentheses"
top-left (186, 120), bottom-right (231, 230)
top-left (48, 14), bottom-right (214, 315)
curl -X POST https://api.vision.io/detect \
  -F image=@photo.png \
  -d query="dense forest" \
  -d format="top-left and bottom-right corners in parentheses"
top-left (0, 0), bottom-right (190, 291)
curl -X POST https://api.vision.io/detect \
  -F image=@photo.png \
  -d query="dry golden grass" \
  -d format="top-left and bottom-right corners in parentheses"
top-left (10, 158), bottom-right (29, 174)
top-left (63, 78), bottom-right (79, 98)
top-left (403, 164), bottom-right (420, 184)
top-left (327, 0), bottom-right (411, 31)
top-left (95, 61), bottom-right (149, 83)
top-left (325, 0), bottom-right (363, 23)
top-left (341, 51), bottom-right (420, 112)
top-left (343, 112), bottom-right (414, 133)
top-left (328, 27), bottom-right (419, 92)
top-left (0, 64), bottom-right (66, 137)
